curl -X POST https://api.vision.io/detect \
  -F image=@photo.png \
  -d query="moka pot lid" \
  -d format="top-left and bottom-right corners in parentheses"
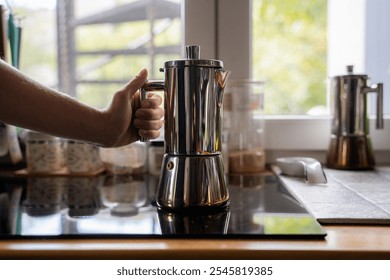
top-left (163, 45), bottom-right (223, 69)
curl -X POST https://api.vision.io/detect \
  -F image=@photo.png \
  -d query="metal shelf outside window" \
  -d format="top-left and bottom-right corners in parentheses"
top-left (56, 0), bottom-right (181, 97)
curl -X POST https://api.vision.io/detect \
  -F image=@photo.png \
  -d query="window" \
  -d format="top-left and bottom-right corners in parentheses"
top-left (3, 0), bottom-right (389, 159)
top-left (252, 0), bottom-right (327, 115)
top-left (184, 0), bottom-right (389, 160)
top-left (5, 0), bottom-right (182, 109)
top-left (57, 0), bottom-right (181, 108)
top-left (1, 0), bottom-right (58, 85)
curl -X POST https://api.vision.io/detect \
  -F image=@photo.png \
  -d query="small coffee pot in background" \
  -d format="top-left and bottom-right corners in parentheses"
top-left (326, 65), bottom-right (384, 170)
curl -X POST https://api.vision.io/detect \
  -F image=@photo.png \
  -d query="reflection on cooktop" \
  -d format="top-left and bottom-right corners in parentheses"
top-left (0, 174), bottom-right (326, 239)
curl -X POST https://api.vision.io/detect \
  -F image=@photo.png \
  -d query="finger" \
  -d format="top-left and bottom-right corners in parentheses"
top-left (139, 129), bottom-right (161, 139)
top-left (135, 107), bottom-right (164, 120)
top-left (134, 119), bottom-right (163, 130)
top-left (141, 94), bottom-right (163, 109)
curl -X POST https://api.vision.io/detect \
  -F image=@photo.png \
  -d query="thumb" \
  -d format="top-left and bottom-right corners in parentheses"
top-left (122, 68), bottom-right (148, 96)
top-left (109, 68), bottom-right (148, 118)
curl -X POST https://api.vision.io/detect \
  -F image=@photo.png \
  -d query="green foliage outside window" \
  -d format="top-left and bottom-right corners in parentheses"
top-left (252, 0), bottom-right (327, 114)
top-left (15, 0), bottom-right (327, 114)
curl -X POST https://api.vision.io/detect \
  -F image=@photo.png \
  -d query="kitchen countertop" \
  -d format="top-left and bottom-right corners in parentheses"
top-left (0, 225), bottom-right (390, 259)
top-left (1, 169), bottom-right (390, 259)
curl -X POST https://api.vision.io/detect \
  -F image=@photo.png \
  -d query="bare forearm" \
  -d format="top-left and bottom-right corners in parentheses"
top-left (0, 62), bottom-right (162, 148)
top-left (0, 60), bottom-right (109, 146)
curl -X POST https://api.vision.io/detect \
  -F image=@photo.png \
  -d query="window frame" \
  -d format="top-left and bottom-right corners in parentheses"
top-left (183, 0), bottom-right (390, 163)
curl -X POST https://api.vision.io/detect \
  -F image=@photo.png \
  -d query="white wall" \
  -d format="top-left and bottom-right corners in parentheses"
top-left (328, 0), bottom-right (390, 114)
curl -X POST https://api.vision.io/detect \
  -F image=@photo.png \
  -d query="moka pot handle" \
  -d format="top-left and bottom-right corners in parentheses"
top-left (139, 80), bottom-right (165, 142)
top-left (364, 83), bottom-right (384, 129)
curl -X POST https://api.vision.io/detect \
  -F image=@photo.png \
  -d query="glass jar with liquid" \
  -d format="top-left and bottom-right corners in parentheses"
top-left (224, 80), bottom-right (266, 174)
top-left (99, 142), bottom-right (147, 175)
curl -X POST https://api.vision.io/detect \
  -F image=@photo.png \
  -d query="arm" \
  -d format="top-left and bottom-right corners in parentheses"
top-left (0, 60), bottom-right (163, 147)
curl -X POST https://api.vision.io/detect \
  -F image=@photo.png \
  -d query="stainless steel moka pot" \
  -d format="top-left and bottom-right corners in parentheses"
top-left (326, 65), bottom-right (384, 170)
top-left (141, 46), bottom-right (231, 211)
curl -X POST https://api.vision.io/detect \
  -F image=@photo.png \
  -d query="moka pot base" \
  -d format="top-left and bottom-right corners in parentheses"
top-left (326, 135), bottom-right (375, 170)
top-left (156, 154), bottom-right (230, 211)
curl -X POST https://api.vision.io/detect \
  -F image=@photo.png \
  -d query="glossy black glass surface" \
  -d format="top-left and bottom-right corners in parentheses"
top-left (0, 173), bottom-right (326, 239)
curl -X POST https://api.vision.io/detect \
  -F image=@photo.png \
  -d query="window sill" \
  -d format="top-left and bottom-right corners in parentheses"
top-left (265, 115), bottom-right (390, 151)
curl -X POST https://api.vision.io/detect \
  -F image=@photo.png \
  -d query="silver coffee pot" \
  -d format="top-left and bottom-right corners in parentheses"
top-left (141, 46), bottom-right (230, 211)
top-left (326, 65), bottom-right (384, 170)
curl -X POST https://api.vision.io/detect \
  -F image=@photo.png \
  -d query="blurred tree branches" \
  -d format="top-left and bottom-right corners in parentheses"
top-left (253, 0), bottom-right (327, 114)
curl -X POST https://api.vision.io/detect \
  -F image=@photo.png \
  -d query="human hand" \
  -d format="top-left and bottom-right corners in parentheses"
top-left (103, 69), bottom-right (164, 147)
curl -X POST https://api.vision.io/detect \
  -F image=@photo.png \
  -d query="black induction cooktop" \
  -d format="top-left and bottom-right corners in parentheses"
top-left (0, 173), bottom-right (326, 239)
